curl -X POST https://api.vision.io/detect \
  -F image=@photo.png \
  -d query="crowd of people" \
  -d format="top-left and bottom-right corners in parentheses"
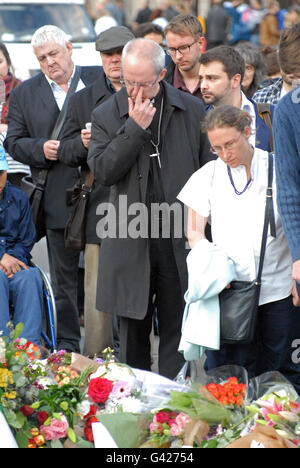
top-left (1, 2), bottom-right (300, 394)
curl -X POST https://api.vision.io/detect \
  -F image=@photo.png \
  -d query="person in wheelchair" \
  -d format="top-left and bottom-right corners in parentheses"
top-left (0, 147), bottom-right (43, 345)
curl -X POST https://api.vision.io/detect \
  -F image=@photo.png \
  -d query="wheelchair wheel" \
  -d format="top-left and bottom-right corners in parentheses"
top-left (31, 263), bottom-right (57, 353)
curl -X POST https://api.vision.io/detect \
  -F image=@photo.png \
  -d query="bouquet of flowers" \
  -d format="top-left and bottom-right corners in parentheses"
top-left (2, 322), bottom-right (300, 449)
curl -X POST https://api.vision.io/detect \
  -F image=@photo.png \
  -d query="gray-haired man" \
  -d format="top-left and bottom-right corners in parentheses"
top-left (88, 38), bottom-right (212, 378)
top-left (5, 25), bottom-right (101, 353)
top-left (58, 26), bottom-right (135, 357)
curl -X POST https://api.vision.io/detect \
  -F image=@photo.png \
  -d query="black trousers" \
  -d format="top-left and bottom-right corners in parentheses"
top-left (46, 228), bottom-right (81, 352)
top-left (119, 237), bottom-right (185, 379)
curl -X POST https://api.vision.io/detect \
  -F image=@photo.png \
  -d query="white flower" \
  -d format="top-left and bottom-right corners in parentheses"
top-left (76, 400), bottom-right (92, 418)
top-left (120, 397), bottom-right (143, 413)
top-left (90, 363), bottom-right (136, 385)
top-left (36, 376), bottom-right (53, 389)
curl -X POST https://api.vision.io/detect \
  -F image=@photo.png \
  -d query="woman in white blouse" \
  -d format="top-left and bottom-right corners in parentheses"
top-left (178, 105), bottom-right (300, 392)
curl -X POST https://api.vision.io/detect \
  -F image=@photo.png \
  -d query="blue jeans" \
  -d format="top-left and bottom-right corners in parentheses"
top-left (0, 267), bottom-right (43, 345)
top-left (205, 295), bottom-right (300, 393)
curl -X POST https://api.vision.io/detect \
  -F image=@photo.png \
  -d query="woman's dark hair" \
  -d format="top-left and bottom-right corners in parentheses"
top-left (0, 42), bottom-right (12, 69)
top-left (202, 105), bottom-right (252, 133)
top-left (234, 42), bottom-right (266, 97)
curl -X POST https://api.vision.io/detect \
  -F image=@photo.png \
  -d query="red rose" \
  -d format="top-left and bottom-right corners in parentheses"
top-left (84, 426), bottom-right (94, 443)
top-left (36, 411), bottom-right (50, 425)
top-left (20, 405), bottom-right (34, 417)
top-left (155, 411), bottom-right (170, 424)
top-left (88, 377), bottom-right (113, 404)
top-left (84, 404), bottom-right (97, 420)
top-left (86, 416), bottom-right (99, 428)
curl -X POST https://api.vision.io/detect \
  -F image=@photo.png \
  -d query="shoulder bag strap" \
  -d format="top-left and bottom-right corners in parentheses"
top-left (256, 102), bottom-right (274, 153)
top-left (256, 152), bottom-right (276, 285)
top-left (37, 66), bottom-right (82, 186)
top-left (50, 65), bottom-right (82, 140)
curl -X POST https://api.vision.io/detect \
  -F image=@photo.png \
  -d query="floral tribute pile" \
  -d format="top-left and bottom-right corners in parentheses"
top-left (1, 323), bottom-right (300, 449)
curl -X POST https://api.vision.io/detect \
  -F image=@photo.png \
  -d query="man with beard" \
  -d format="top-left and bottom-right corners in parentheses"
top-left (164, 14), bottom-right (205, 98)
top-left (199, 45), bottom-right (274, 152)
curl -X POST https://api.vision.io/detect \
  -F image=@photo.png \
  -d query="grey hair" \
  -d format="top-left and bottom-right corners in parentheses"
top-left (31, 25), bottom-right (70, 49)
top-left (122, 38), bottom-right (165, 75)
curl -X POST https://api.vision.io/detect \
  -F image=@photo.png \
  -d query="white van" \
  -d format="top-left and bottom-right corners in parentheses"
top-left (0, 0), bottom-right (101, 80)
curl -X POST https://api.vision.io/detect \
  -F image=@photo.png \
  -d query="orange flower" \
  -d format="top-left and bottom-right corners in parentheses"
top-left (205, 377), bottom-right (246, 406)
top-left (34, 435), bottom-right (45, 447)
top-left (30, 427), bottom-right (40, 437)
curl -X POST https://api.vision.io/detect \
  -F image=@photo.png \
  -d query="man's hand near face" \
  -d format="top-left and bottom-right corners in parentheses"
top-left (0, 253), bottom-right (28, 279)
top-left (128, 87), bottom-right (156, 130)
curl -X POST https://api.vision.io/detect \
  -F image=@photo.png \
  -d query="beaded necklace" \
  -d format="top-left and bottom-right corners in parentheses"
top-left (227, 166), bottom-right (252, 195)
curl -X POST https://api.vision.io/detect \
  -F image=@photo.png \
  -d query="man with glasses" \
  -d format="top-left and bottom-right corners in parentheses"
top-left (88, 38), bottom-right (212, 379)
top-left (58, 26), bottom-right (134, 358)
top-left (164, 14), bottom-right (205, 99)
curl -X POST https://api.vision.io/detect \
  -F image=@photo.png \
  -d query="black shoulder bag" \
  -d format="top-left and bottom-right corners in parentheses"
top-left (21, 66), bottom-right (82, 242)
top-left (219, 153), bottom-right (276, 344)
top-left (64, 170), bottom-right (94, 251)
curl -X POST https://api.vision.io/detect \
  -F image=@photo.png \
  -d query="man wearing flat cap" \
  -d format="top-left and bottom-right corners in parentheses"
top-left (58, 26), bottom-right (135, 357)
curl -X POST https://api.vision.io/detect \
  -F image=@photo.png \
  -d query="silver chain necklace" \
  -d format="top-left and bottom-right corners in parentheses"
top-left (149, 97), bottom-right (164, 169)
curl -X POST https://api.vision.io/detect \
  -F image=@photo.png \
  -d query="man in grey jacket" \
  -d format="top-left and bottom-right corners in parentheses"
top-left (88, 38), bottom-right (212, 378)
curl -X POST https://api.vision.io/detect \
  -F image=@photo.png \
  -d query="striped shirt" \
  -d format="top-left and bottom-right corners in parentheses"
top-left (0, 131), bottom-right (31, 175)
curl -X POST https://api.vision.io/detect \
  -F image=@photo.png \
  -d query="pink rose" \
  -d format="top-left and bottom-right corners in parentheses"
top-left (175, 412), bottom-right (191, 429)
top-left (40, 415), bottom-right (69, 441)
top-left (149, 422), bottom-right (159, 432)
top-left (170, 423), bottom-right (183, 437)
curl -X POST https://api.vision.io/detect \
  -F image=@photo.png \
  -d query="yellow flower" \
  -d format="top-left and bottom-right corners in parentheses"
top-left (0, 368), bottom-right (13, 388)
top-left (2, 391), bottom-right (17, 399)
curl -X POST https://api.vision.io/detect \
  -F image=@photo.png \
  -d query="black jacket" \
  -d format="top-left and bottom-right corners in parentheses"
top-left (58, 69), bottom-right (111, 244)
top-left (88, 81), bottom-right (213, 320)
top-left (4, 66), bottom-right (101, 229)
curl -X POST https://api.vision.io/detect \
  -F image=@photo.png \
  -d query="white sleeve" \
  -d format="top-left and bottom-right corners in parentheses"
top-left (177, 160), bottom-right (216, 217)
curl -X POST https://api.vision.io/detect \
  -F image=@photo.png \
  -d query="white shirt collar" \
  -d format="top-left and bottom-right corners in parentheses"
top-left (240, 91), bottom-right (256, 148)
top-left (45, 64), bottom-right (75, 91)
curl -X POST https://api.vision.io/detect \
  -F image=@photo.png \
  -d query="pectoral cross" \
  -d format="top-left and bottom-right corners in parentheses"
top-left (150, 146), bottom-right (161, 168)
